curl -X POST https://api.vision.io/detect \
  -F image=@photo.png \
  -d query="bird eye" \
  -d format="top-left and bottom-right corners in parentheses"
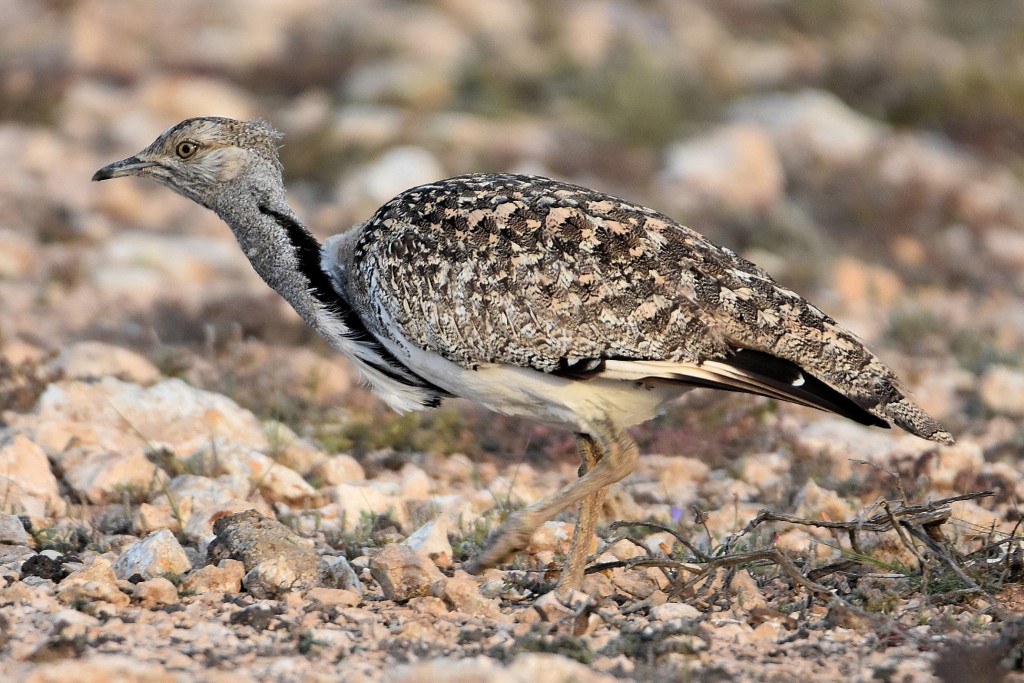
top-left (176, 141), bottom-right (198, 159)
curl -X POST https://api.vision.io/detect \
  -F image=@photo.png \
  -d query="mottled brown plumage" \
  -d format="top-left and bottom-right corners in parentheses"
top-left (333, 172), bottom-right (951, 443)
top-left (94, 117), bottom-right (953, 592)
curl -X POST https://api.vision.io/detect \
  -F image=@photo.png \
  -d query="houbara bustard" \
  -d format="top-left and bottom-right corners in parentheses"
top-left (94, 117), bottom-right (953, 591)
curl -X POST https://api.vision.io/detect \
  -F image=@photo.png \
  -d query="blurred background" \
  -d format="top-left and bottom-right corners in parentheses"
top-left (3, 0), bottom-right (1024, 463)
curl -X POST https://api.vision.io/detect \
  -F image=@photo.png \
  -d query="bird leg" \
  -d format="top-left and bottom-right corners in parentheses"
top-left (465, 421), bottom-right (638, 578)
top-left (556, 434), bottom-right (606, 592)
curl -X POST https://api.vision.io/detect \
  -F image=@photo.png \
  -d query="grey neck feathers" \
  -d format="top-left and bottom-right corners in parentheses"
top-left (213, 192), bottom-right (331, 334)
top-left (209, 188), bottom-right (446, 398)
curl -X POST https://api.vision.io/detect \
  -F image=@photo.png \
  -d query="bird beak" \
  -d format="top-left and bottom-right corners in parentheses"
top-left (92, 156), bottom-right (159, 181)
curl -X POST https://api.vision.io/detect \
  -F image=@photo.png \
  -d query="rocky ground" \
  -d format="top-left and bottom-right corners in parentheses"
top-left (3, 1), bottom-right (1024, 681)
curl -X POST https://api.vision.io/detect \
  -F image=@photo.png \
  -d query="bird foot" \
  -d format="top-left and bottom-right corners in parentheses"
top-left (464, 518), bottom-right (535, 574)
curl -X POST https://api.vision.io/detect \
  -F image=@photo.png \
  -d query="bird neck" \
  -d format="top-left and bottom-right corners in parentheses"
top-left (214, 194), bottom-right (343, 337)
top-left (210, 192), bottom-right (447, 408)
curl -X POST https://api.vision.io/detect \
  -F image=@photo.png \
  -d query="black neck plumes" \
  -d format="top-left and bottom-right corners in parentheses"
top-left (257, 204), bottom-right (447, 403)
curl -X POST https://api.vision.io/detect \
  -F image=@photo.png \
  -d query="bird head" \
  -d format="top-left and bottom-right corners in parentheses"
top-left (92, 117), bottom-right (285, 210)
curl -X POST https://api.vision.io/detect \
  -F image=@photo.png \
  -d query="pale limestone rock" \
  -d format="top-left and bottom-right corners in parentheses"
top-left (182, 502), bottom-right (269, 542)
top-left (730, 569), bottom-right (767, 611)
top-left (57, 556), bottom-right (130, 608)
top-left (207, 510), bottom-right (320, 597)
top-left (606, 538), bottom-right (645, 561)
top-left (258, 463), bottom-right (317, 505)
top-left (61, 448), bottom-right (165, 506)
top-left (774, 528), bottom-right (839, 560)
top-left (262, 348), bottom-right (355, 406)
top-left (792, 418), bottom-right (933, 478)
top-left (158, 474), bottom-right (243, 520)
top-left (439, 576), bottom-right (500, 617)
top-left (949, 501), bottom-right (1001, 533)
top-left (1, 339), bottom-right (48, 365)
top-left (506, 653), bottom-right (619, 683)
top-left (305, 587), bottom-right (361, 607)
top-left (793, 479), bottom-right (854, 522)
top-left (980, 365), bottom-right (1024, 417)
top-left (402, 517), bottom-right (453, 568)
top-left (0, 513), bottom-right (28, 545)
top-left (182, 559), bottom-right (245, 594)
top-left (50, 341), bottom-right (160, 384)
top-left (400, 463), bottom-right (432, 501)
top-left (266, 424), bottom-right (329, 476)
top-left (638, 454), bottom-right (711, 485)
top-left (21, 377), bottom-right (268, 458)
top-left (135, 74), bottom-right (256, 129)
top-left (23, 654), bottom-right (176, 683)
top-left (661, 124), bottom-right (784, 213)
top-left (638, 532), bottom-right (679, 557)
top-left (203, 445), bottom-right (315, 504)
top-left (389, 653), bottom-right (617, 683)
top-left (750, 619), bottom-right (787, 644)
top-left (533, 589), bottom-right (592, 623)
top-left (329, 104), bottom-right (404, 149)
top-left (113, 529), bottom-right (191, 580)
top-left (327, 482), bottom-right (407, 529)
top-left (0, 435), bottom-right (65, 518)
top-left (650, 602), bottom-right (702, 621)
top-left (242, 557), bottom-right (313, 599)
top-left (319, 554), bottom-right (362, 594)
top-left (346, 146), bottom-right (443, 207)
top-left (0, 228), bottom-right (38, 278)
top-left (311, 454), bottom-right (366, 486)
top-left (525, 520), bottom-right (575, 554)
top-left (923, 441), bottom-right (984, 490)
top-left (369, 544), bottom-right (445, 602)
top-left (133, 576), bottom-right (178, 607)
top-left (610, 570), bottom-right (659, 600)
top-left (739, 452), bottom-right (790, 498)
top-left (731, 89), bottom-right (884, 168)
top-left (134, 502), bottom-right (180, 534)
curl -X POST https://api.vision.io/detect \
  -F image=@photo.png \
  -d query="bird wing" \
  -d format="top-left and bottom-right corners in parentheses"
top-left (338, 173), bottom-right (950, 442)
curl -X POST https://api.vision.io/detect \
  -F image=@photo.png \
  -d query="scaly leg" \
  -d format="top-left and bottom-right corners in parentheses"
top-left (556, 434), bottom-right (606, 592)
top-left (466, 421), bottom-right (638, 576)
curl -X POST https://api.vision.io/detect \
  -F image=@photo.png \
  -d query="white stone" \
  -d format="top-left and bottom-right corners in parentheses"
top-left (440, 576), bottom-right (500, 617)
top-left (402, 517), bottom-right (452, 568)
top-left (793, 479), bottom-right (853, 522)
top-left (15, 378), bottom-right (270, 461)
top-left (319, 555), bottom-right (362, 594)
top-left (312, 454), bottom-right (366, 486)
top-left (60, 448), bottom-right (165, 505)
top-left (369, 544), bottom-right (445, 602)
top-left (58, 556), bottom-right (130, 607)
top-left (182, 502), bottom-right (268, 542)
top-left (0, 513), bottom-right (27, 545)
top-left (980, 365), bottom-right (1024, 417)
top-left (242, 557), bottom-right (309, 599)
top-left (133, 576), bottom-right (178, 607)
top-left (181, 559), bottom-right (245, 595)
top-left (200, 445), bottom-right (315, 504)
top-left (0, 228), bottom-right (37, 278)
top-left (661, 124), bottom-right (784, 213)
top-left (526, 521), bottom-right (574, 554)
top-left (0, 435), bottom-right (66, 518)
top-left (650, 602), bottom-right (702, 621)
top-left (50, 341), bottom-right (160, 385)
top-left (113, 529), bottom-right (192, 580)
top-left (327, 482), bottom-right (407, 529)
top-left (346, 146), bottom-right (443, 207)
top-left (400, 463), bottom-right (432, 501)
top-left (731, 89), bottom-right (883, 168)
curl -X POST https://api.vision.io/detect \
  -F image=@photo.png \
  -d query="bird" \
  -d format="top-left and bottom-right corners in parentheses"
top-left (93, 116), bottom-right (954, 591)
